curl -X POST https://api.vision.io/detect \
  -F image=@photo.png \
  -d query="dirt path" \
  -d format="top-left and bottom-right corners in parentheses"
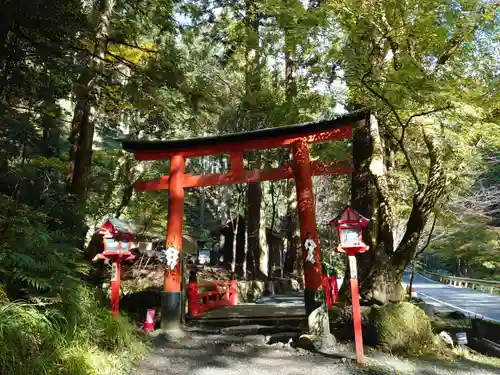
top-left (130, 331), bottom-right (500, 375)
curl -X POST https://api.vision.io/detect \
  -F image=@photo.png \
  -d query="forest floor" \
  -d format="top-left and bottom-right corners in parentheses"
top-left (129, 330), bottom-right (500, 375)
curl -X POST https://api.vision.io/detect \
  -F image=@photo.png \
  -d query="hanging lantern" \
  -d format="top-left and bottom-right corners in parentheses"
top-left (329, 206), bottom-right (370, 254)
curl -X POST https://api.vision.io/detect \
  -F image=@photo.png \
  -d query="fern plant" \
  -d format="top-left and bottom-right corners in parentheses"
top-left (0, 194), bottom-right (89, 299)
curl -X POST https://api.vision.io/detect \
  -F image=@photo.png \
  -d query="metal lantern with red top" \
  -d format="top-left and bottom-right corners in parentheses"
top-left (329, 206), bottom-right (370, 364)
top-left (92, 218), bottom-right (136, 318)
top-left (100, 228), bottom-right (133, 257)
top-left (330, 206), bottom-right (369, 255)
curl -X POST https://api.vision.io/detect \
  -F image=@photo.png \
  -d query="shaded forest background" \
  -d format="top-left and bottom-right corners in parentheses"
top-left (0, 0), bottom-right (499, 305)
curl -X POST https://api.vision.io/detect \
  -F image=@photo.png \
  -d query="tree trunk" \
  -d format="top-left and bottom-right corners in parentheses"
top-left (68, 0), bottom-right (115, 204)
top-left (346, 114), bottom-right (447, 304)
top-left (243, 218), bottom-right (249, 279)
top-left (259, 195), bottom-right (269, 277)
top-left (247, 181), bottom-right (261, 278)
top-left (282, 13), bottom-right (301, 278)
top-left (244, 0), bottom-right (268, 280)
top-left (229, 187), bottom-right (243, 273)
top-left (231, 217), bottom-right (239, 273)
top-left (285, 181), bottom-right (302, 277)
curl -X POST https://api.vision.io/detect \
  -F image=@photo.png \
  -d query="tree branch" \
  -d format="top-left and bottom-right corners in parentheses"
top-left (405, 106), bottom-right (452, 128)
top-left (361, 69), bottom-right (406, 129)
top-left (106, 37), bottom-right (157, 53)
top-left (416, 214), bottom-right (437, 256)
top-left (361, 69), bottom-right (422, 187)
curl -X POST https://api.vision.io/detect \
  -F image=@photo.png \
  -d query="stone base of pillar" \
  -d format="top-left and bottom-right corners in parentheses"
top-left (160, 291), bottom-right (183, 335)
top-left (304, 288), bottom-right (321, 316)
top-left (301, 304), bottom-right (336, 353)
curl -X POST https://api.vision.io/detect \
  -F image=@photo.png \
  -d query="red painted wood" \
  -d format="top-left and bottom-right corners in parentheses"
top-left (332, 276), bottom-right (339, 303)
top-left (133, 126), bottom-right (352, 160)
top-left (110, 261), bottom-right (120, 318)
top-left (350, 276), bottom-right (364, 363)
top-left (229, 280), bottom-right (238, 305)
top-left (164, 155), bottom-right (185, 293)
top-left (230, 152), bottom-right (244, 178)
top-left (187, 282), bottom-right (199, 316)
top-left (322, 276), bottom-right (333, 307)
top-left (292, 139), bottom-right (323, 295)
top-left (135, 160), bottom-right (352, 191)
top-left (322, 276), bottom-right (339, 307)
top-left (187, 281), bottom-right (238, 316)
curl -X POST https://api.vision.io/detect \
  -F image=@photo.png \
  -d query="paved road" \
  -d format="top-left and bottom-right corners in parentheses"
top-left (258, 274), bottom-right (500, 322)
top-left (402, 271), bottom-right (500, 322)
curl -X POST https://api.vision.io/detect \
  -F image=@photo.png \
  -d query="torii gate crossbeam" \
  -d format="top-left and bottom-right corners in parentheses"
top-left (120, 109), bottom-right (369, 335)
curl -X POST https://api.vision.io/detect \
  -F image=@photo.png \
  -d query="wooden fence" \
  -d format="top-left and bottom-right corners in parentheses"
top-left (187, 280), bottom-right (238, 316)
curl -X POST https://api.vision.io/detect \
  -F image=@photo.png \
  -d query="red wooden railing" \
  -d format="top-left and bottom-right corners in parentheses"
top-left (322, 275), bottom-right (339, 307)
top-left (187, 280), bottom-right (238, 316)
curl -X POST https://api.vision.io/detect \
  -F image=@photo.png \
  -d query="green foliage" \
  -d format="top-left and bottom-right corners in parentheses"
top-left (426, 221), bottom-right (500, 279)
top-left (0, 283), bottom-right (148, 375)
top-left (0, 194), bottom-right (88, 297)
top-left (0, 0), bottom-right (499, 370)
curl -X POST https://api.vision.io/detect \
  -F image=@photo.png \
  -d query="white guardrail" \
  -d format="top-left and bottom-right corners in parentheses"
top-left (418, 268), bottom-right (500, 295)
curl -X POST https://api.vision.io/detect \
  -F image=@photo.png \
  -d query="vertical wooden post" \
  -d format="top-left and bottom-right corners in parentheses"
top-left (292, 139), bottom-right (323, 315)
top-left (187, 282), bottom-right (199, 316)
top-left (348, 254), bottom-right (364, 363)
top-left (187, 269), bottom-right (199, 316)
top-left (162, 154), bottom-right (185, 333)
top-left (110, 259), bottom-right (120, 318)
top-left (229, 280), bottom-right (238, 306)
top-left (331, 276), bottom-right (339, 303)
top-left (322, 276), bottom-right (332, 307)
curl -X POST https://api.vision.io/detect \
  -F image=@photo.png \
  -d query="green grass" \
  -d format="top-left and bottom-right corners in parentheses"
top-left (0, 283), bottom-right (149, 375)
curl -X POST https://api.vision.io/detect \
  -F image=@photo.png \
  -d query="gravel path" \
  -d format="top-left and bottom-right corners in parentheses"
top-left (130, 331), bottom-right (500, 375)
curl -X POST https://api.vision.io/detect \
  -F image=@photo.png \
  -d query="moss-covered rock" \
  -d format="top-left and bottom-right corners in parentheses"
top-left (328, 304), bottom-right (376, 344)
top-left (370, 302), bottom-right (434, 354)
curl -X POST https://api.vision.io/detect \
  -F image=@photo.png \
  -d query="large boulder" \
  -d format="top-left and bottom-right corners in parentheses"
top-left (370, 302), bottom-right (434, 354)
top-left (328, 303), bottom-right (376, 345)
top-left (416, 302), bottom-right (438, 318)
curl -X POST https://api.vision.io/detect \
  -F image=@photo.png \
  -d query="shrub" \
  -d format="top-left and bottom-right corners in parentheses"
top-left (0, 283), bottom-right (148, 375)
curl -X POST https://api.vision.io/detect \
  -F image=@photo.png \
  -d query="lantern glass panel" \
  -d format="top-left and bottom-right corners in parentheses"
top-left (341, 228), bottom-right (360, 246)
top-left (104, 238), bottom-right (130, 254)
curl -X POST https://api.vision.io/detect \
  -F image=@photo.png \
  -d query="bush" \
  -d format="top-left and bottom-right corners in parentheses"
top-left (0, 284), bottom-right (8, 303)
top-left (0, 282), bottom-right (148, 375)
top-left (370, 302), bottom-right (435, 354)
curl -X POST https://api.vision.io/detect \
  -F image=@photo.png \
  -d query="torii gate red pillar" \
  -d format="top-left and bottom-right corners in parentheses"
top-left (162, 154), bottom-right (185, 333)
top-left (120, 109), bottom-right (369, 334)
top-left (292, 139), bottom-right (322, 314)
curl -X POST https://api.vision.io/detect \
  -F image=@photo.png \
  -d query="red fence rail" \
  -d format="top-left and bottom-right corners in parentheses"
top-left (187, 280), bottom-right (238, 316)
top-left (322, 276), bottom-right (339, 307)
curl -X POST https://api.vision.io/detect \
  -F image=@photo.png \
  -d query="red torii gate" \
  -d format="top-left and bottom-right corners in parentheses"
top-left (121, 109), bottom-right (368, 334)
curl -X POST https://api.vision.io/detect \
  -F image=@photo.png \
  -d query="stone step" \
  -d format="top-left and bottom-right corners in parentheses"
top-left (186, 315), bottom-right (307, 329)
top-left (185, 324), bottom-right (306, 336)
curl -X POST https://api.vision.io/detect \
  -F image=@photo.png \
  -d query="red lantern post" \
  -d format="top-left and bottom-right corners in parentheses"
top-left (330, 206), bottom-right (369, 364)
top-left (93, 227), bottom-right (135, 318)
